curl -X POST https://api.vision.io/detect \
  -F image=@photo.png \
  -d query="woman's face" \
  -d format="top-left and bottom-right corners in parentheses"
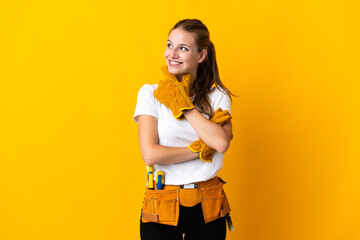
top-left (164, 28), bottom-right (206, 81)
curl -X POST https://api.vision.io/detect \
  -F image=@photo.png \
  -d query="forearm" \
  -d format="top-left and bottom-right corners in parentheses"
top-left (183, 108), bottom-right (230, 152)
top-left (138, 115), bottom-right (199, 166)
top-left (142, 144), bottom-right (199, 166)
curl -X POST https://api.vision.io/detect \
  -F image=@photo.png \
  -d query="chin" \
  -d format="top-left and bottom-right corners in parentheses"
top-left (168, 68), bottom-right (183, 75)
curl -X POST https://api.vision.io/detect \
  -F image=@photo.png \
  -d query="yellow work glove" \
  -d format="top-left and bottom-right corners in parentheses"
top-left (154, 65), bottom-right (195, 120)
top-left (188, 107), bottom-right (233, 162)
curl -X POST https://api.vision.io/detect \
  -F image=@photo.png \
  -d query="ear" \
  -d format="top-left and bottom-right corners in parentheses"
top-left (198, 49), bottom-right (207, 63)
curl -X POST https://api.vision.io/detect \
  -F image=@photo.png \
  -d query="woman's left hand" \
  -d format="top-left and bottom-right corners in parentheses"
top-left (188, 108), bottom-right (232, 162)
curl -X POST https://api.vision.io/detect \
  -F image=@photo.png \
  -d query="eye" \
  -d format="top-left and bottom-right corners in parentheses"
top-left (167, 43), bottom-right (172, 48)
top-left (180, 47), bottom-right (188, 51)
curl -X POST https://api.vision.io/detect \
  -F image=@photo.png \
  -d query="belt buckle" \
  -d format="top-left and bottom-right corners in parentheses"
top-left (180, 183), bottom-right (198, 189)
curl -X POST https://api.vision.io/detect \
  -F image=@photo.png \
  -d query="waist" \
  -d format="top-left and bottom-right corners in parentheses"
top-left (155, 176), bottom-right (220, 190)
top-left (153, 156), bottom-right (224, 185)
top-left (152, 176), bottom-right (221, 207)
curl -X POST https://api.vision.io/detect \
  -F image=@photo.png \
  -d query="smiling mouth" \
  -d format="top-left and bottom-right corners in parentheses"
top-left (169, 60), bottom-right (183, 65)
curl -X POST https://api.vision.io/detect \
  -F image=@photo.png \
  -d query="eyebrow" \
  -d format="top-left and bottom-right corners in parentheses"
top-left (167, 39), bottom-right (190, 47)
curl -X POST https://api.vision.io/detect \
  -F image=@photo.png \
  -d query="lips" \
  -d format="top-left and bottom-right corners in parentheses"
top-left (169, 60), bottom-right (183, 65)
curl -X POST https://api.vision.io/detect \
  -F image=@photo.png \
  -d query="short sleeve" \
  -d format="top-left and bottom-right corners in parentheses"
top-left (217, 91), bottom-right (231, 115)
top-left (133, 84), bottom-right (158, 124)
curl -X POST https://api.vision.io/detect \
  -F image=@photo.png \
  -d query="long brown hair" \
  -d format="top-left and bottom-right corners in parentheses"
top-left (169, 19), bottom-right (237, 118)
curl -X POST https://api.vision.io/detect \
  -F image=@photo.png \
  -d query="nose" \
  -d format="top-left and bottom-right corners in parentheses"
top-left (169, 47), bottom-right (179, 59)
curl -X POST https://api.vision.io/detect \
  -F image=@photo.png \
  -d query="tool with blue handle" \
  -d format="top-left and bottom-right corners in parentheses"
top-left (156, 171), bottom-right (165, 190)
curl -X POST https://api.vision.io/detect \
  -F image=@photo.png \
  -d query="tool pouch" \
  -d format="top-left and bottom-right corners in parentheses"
top-left (200, 179), bottom-right (232, 223)
top-left (141, 186), bottom-right (180, 226)
top-left (140, 176), bottom-right (231, 226)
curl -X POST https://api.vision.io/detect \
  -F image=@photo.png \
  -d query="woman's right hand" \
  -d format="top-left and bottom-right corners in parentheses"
top-left (153, 65), bottom-right (194, 120)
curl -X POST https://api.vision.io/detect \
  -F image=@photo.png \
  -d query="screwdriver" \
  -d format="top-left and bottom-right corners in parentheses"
top-left (156, 171), bottom-right (165, 190)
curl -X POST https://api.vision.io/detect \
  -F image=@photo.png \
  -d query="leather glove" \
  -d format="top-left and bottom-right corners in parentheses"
top-left (154, 65), bottom-right (195, 120)
top-left (188, 107), bottom-right (233, 162)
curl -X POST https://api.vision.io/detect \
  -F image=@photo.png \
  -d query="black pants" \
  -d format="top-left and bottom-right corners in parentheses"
top-left (140, 203), bottom-right (227, 240)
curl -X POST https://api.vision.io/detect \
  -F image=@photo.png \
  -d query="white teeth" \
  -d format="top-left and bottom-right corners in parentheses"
top-left (170, 61), bottom-right (182, 65)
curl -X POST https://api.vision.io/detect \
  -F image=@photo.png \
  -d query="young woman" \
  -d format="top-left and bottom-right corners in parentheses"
top-left (133, 19), bottom-right (235, 240)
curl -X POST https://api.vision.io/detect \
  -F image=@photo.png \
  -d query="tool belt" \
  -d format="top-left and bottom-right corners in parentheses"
top-left (141, 176), bottom-right (231, 227)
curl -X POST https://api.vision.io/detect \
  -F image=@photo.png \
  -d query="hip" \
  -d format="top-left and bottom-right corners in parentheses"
top-left (140, 176), bottom-right (232, 227)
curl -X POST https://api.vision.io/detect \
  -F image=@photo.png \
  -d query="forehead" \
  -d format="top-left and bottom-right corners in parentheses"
top-left (168, 28), bottom-right (196, 47)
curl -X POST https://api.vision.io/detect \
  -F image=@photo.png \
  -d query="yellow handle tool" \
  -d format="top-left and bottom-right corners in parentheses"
top-left (147, 165), bottom-right (154, 190)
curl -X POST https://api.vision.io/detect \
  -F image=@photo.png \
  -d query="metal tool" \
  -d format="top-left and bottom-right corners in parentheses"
top-left (226, 214), bottom-right (234, 231)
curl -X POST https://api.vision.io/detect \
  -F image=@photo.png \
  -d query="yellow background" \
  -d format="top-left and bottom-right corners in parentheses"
top-left (1, 0), bottom-right (359, 239)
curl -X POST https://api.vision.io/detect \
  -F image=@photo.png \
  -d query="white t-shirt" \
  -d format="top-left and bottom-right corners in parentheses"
top-left (133, 84), bottom-right (231, 185)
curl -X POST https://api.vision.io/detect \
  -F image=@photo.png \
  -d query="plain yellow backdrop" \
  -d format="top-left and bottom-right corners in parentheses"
top-left (1, 0), bottom-right (359, 239)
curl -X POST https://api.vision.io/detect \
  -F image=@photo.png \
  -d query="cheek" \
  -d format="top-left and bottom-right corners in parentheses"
top-left (182, 53), bottom-right (193, 62)
top-left (164, 49), bottom-right (171, 58)
top-left (192, 53), bottom-right (201, 62)
top-left (183, 57), bottom-right (196, 66)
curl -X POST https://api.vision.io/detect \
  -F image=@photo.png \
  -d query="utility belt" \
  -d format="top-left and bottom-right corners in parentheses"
top-left (141, 176), bottom-right (233, 230)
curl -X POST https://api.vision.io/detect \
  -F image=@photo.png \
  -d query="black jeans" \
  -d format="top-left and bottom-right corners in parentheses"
top-left (140, 203), bottom-right (227, 240)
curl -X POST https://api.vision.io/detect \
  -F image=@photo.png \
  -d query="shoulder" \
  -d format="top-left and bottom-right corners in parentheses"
top-left (208, 86), bottom-right (230, 99)
top-left (137, 84), bottom-right (158, 97)
top-left (138, 84), bottom-right (158, 92)
top-left (133, 84), bottom-right (160, 122)
top-left (207, 86), bottom-right (232, 113)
